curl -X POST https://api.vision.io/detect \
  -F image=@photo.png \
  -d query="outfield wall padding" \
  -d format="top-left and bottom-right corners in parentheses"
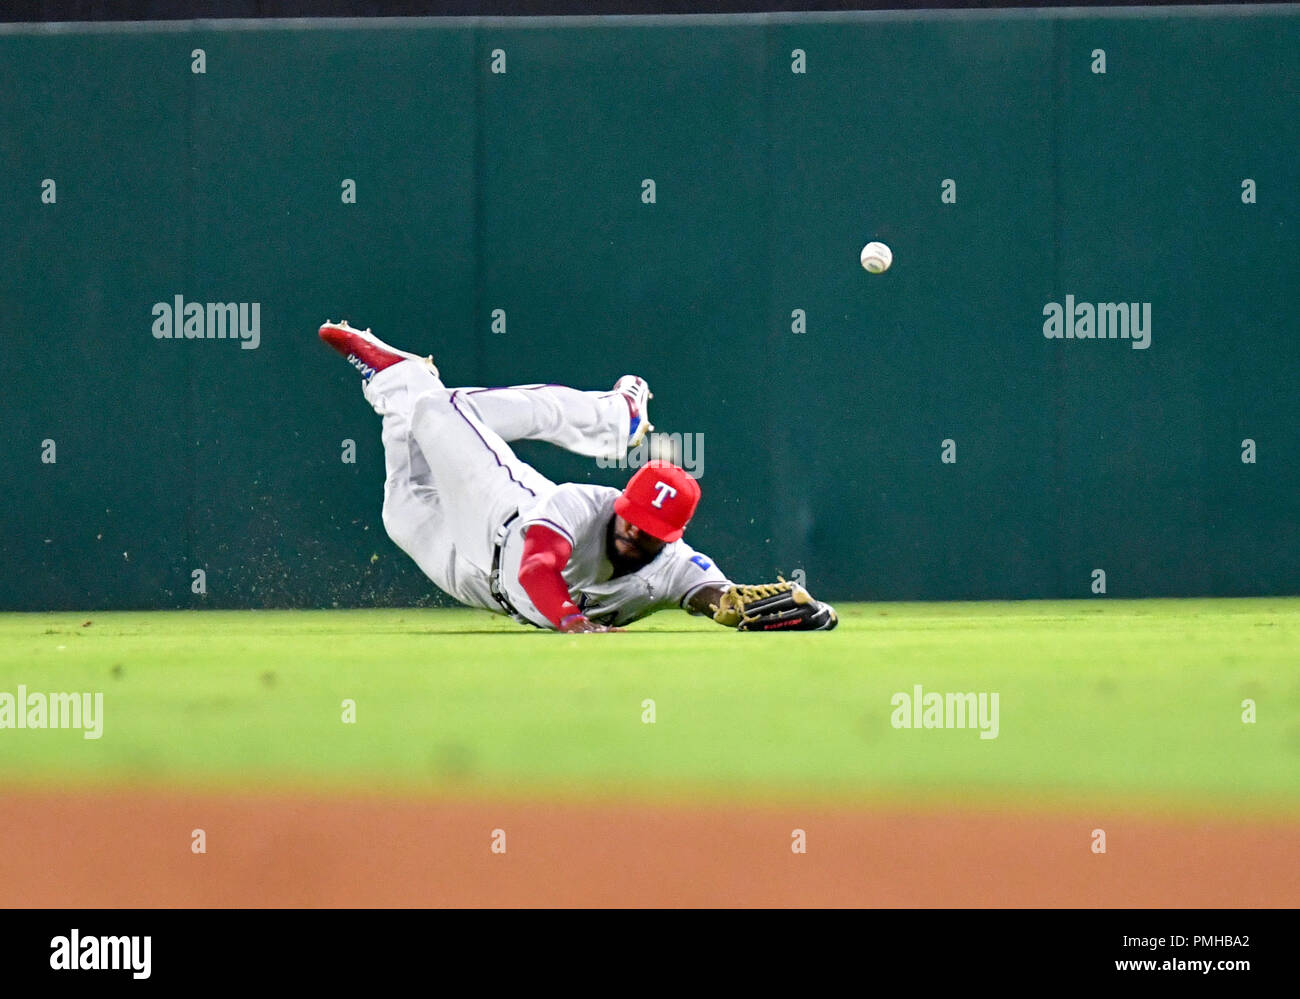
top-left (1, 9), bottom-right (1297, 609)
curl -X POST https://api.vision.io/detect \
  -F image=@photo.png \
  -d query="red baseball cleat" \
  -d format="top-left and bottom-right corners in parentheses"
top-left (318, 320), bottom-right (438, 381)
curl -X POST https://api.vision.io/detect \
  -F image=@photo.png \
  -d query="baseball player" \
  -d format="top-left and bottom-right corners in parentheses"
top-left (319, 320), bottom-right (837, 633)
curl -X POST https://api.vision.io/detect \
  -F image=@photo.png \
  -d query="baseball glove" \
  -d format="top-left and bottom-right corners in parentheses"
top-left (710, 579), bottom-right (838, 632)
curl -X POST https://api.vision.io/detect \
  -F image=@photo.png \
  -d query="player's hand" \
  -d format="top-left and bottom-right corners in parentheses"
top-left (559, 615), bottom-right (623, 634)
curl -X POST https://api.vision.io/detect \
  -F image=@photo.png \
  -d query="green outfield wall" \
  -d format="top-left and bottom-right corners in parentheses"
top-left (2, 9), bottom-right (1297, 610)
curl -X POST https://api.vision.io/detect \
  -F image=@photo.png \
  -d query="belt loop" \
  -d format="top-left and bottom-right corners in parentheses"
top-left (495, 510), bottom-right (520, 549)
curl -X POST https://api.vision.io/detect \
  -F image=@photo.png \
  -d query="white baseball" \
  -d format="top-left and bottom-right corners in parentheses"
top-left (860, 241), bottom-right (893, 274)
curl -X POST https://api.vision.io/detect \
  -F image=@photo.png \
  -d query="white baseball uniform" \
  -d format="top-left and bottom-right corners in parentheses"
top-left (498, 484), bottom-right (729, 628)
top-left (363, 360), bottom-right (728, 627)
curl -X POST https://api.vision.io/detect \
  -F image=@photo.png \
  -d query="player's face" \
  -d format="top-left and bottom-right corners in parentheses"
top-left (612, 515), bottom-right (668, 563)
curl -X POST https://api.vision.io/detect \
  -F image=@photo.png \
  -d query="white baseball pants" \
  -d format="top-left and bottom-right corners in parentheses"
top-left (361, 361), bottom-right (632, 610)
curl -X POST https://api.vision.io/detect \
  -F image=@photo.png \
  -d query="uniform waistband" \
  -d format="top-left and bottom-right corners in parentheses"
top-left (489, 511), bottom-right (537, 626)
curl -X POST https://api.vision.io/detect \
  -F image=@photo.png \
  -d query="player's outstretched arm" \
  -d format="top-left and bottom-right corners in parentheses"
top-left (686, 583), bottom-right (733, 623)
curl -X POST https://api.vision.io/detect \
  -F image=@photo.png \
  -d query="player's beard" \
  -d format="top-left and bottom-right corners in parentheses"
top-left (606, 518), bottom-right (651, 578)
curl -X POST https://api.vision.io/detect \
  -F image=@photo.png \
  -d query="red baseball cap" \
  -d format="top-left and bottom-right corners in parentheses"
top-left (613, 461), bottom-right (701, 543)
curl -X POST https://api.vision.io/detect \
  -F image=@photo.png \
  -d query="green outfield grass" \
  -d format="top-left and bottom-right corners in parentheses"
top-left (1, 599), bottom-right (1297, 815)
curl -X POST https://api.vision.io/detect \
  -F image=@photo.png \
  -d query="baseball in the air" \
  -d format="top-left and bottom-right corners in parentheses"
top-left (860, 241), bottom-right (893, 274)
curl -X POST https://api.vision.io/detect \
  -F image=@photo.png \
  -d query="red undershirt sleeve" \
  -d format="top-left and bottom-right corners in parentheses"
top-left (517, 524), bottom-right (583, 628)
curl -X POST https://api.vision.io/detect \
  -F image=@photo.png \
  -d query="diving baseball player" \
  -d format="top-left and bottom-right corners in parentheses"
top-left (319, 321), bottom-right (837, 633)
